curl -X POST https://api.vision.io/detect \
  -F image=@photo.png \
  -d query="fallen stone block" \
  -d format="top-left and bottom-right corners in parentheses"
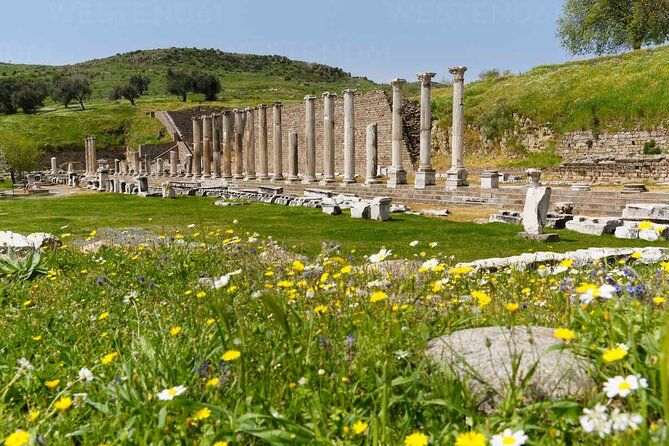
top-left (489, 210), bottom-right (522, 225)
top-left (565, 216), bottom-right (622, 235)
top-left (351, 201), bottom-right (371, 219)
top-left (622, 203), bottom-right (669, 222)
top-left (370, 197), bottom-right (392, 221)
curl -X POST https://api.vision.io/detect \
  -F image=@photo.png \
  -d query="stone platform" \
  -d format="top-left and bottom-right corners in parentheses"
top-left (114, 175), bottom-right (669, 217)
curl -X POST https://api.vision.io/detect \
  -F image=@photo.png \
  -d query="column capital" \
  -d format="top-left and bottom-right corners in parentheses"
top-left (448, 66), bottom-right (468, 82)
top-left (244, 107), bottom-right (254, 112)
top-left (417, 72), bottom-right (437, 86)
top-left (222, 110), bottom-right (233, 116)
top-left (322, 91), bottom-right (337, 99)
top-left (258, 104), bottom-right (268, 109)
top-left (272, 102), bottom-right (283, 108)
top-left (390, 78), bottom-right (406, 88)
top-left (304, 95), bottom-right (317, 101)
top-left (343, 88), bottom-right (357, 95)
top-left (192, 116), bottom-right (201, 121)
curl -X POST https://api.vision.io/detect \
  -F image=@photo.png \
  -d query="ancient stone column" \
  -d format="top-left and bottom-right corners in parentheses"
top-left (272, 102), bottom-right (284, 181)
top-left (89, 137), bottom-right (97, 176)
top-left (51, 157), bottom-right (58, 175)
top-left (245, 107), bottom-right (256, 180)
top-left (185, 154), bottom-right (193, 176)
top-left (303, 95), bottom-right (317, 183)
top-left (132, 151), bottom-right (140, 176)
top-left (156, 158), bottom-right (164, 177)
top-left (321, 92), bottom-right (337, 184)
top-left (114, 159), bottom-right (120, 176)
top-left (170, 150), bottom-right (178, 176)
top-left (233, 109), bottom-right (245, 179)
top-left (446, 66), bottom-right (469, 188)
top-left (365, 123), bottom-right (380, 185)
top-left (342, 89), bottom-right (356, 184)
top-left (192, 117), bottom-right (202, 179)
top-left (286, 132), bottom-right (300, 183)
top-left (202, 115), bottom-right (212, 179)
top-left (67, 162), bottom-right (74, 174)
top-left (222, 111), bottom-right (233, 180)
top-left (415, 72), bottom-right (437, 189)
top-left (388, 79), bottom-right (406, 188)
top-left (212, 114), bottom-right (221, 179)
top-left (84, 138), bottom-right (90, 174)
top-left (257, 105), bottom-right (269, 180)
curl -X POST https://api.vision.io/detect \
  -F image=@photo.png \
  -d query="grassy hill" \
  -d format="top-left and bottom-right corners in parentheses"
top-left (433, 44), bottom-right (669, 138)
top-left (0, 48), bottom-right (380, 152)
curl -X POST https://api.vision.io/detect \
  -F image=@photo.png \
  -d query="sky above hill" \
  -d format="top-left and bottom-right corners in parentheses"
top-left (0, 0), bottom-right (575, 83)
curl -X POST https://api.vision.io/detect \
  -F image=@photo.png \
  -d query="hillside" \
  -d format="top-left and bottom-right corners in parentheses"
top-left (431, 44), bottom-right (669, 167)
top-left (0, 48), bottom-right (380, 152)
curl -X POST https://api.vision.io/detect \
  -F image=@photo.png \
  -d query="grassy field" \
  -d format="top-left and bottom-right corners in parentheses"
top-left (0, 192), bottom-right (667, 444)
top-left (433, 45), bottom-right (669, 135)
top-left (0, 193), bottom-right (664, 261)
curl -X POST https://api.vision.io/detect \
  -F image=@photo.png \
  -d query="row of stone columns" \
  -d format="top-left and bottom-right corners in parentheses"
top-left (140, 66), bottom-right (469, 187)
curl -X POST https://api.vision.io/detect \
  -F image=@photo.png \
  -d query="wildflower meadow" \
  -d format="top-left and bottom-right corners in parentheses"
top-left (1, 223), bottom-right (668, 445)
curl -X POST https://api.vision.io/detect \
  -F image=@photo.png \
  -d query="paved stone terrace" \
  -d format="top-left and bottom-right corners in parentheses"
top-left (121, 175), bottom-right (669, 217)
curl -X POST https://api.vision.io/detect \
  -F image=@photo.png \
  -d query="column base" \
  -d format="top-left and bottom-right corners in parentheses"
top-left (285, 177), bottom-right (301, 184)
top-left (302, 177), bottom-right (318, 184)
top-left (271, 175), bottom-right (285, 182)
top-left (233, 174), bottom-right (244, 180)
top-left (387, 168), bottom-right (407, 188)
top-left (244, 175), bottom-right (257, 181)
top-left (319, 178), bottom-right (335, 185)
top-left (414, 169), bottom-right (436, 189)
top-left (222, 175), bottom-right (233, 181)
top-left (211, 173), bottom-right (220, 179)
top-left (445, 167), bottom-right (469, 189)
top-left (364, 178), bottom-right (381, 186)
top-left (258, 174), bottom-right (270, 181)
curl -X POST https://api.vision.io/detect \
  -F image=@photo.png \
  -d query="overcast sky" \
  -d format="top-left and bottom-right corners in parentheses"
top-left (0, 0), bottom-right (578, 83)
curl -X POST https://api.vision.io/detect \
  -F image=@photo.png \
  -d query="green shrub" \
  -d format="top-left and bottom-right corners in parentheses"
top-left (643, 140), bottom-right (663, 155)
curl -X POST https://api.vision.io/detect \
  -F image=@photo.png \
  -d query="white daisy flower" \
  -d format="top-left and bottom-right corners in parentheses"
top-left (490, 428), bottom-right (528, 446)
top-left (603, 374), bottom-right (646, 398)
top-left (157, 385), bottom-right (187, 401)
top-left (368, 248), bottom-right (391, 263)
top-left (78, 367), bottom-right (94, 383)
top-left (580, 404), bottom-right (612, 438)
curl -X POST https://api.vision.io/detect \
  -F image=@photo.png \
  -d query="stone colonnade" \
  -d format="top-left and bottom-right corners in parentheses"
top-left (116, 67), bottom-right (468, 187)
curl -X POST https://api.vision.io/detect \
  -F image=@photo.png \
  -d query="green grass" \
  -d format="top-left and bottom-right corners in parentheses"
top-left (0, 193), bottom-right (664, 261)
top-left (433, 45), bottom-right (669, 135)
top-left (0, 193), bottom-right (667, 444)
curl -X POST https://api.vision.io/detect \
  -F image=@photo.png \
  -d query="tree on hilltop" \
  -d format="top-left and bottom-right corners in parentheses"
top-left (52, 73), bottom-right (92, 110)
top-left (165, 69), bottom-right (193, 102)
top-left (193, 72), bottom-right (221, 101)
top-left (110, 75), bottom-right (150, 106)
top-left (558, 0), bottom-right (669, 55)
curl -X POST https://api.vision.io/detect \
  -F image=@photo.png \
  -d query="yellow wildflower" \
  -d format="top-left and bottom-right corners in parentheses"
top-left (370, 291), bottom-right (388, 303)
top-left (404, 432), bottom-right (429, 446)
top-left (54, 396), bottom-right (73, 411)
top-left (471, 290), bottom-right (491, 308)
top-left (101, 352), bottom-right (119, 364)
top-left (193, 407), bottom-right (211, 421)
top-left (4, 430), bottom-right (30, 446)
top-left (28, 411), bottom-right (40, 422)
top-left (170, 326), bottom-right (182, 336)
top-left (206, 377), bottom-right (220, 387)
top-left (292, 260), bottom-right (305, 272)
top-left (603, 344), bottom-right (629, 362)
top-left (45, 379), bottom-right (60, 389)
top-left (221, 350), bottom-right (241, 361)
top-left (505, 303), bottom-right (520, 313)
top-left (314, 305), bottom-right (328, 314)
top-left (455, 431), bottom-right (486, 446)
top-left (352, 420), bottom-right (368, 435)
top-left (554, 328), bottom-right (575, 340)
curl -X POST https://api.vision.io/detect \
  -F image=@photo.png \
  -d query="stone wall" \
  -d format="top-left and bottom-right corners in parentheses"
top-left (137, 143), bottom-right (179, 161)
top-left (556, 156), bottom-right (669, 183)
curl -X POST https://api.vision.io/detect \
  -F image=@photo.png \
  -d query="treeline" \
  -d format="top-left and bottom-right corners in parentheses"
top-left (0, 69), bottom-right (223, 114)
